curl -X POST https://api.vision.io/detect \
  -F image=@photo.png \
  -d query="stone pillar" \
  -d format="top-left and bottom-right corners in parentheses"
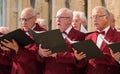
top-left (5, 0), bottom-right (31, 31)
top-left (105, 0), bottom-right (116, 28)
top-left (6, 0), bottom-right (17, 31)
top-left (93, 0), bottom-right (120, 31)
top-left (17, 0), bottom-right (31, 19)
top-left (35, 0), bottom-right (48, 27)
top-left (87, 0), bottom-right (102, 32)
top-left (70, 0), bottom-right (85, 12)
top-left (17, 0), bottom-right (31, 28)
top-left (4, 0), bottom-right (120, 32)
top-left (111, 0), bottom-right (120, 31)
top-left (19, 0), bottom-right (30, 8)
top-left (52, 0), bottom-right (66, 29)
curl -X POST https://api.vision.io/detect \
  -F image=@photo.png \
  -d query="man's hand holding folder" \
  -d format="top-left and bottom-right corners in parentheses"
top-left (29, 29), bottom-right (68, 53)
top-left (0, 29), bottom-right (35, 53)
top-left (108, 42), bottom-right (120, 53)
top-left (72, 39), bottom-right (104, 60)
top-left (0, 29), bottom-right (34, 47)
top-left (108, 42), bottom-right (120, 63)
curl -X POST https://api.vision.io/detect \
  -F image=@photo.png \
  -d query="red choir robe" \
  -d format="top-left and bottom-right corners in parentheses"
top-left (85, 27), bottom-right (120, 74)
top-left (43, 27), bottom-right (87, 74)
top-left (10, 23), bottom-right (46, 74)
top-left (0, 51), bottom-right (12, 74)
top-left (0, 32), bottom-right (13, 74)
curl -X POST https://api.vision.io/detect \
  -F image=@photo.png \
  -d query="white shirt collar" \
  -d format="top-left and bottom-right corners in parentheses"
top-left (31, 24), bottom-right (36, 30)
top-left (97, 26), bottom-right (110, 35)
top-left (64, 25), bottom-right (72, 34)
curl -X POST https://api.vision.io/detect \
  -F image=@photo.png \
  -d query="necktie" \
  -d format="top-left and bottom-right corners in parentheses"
top-left (96, 31), bottom-right (105, 35)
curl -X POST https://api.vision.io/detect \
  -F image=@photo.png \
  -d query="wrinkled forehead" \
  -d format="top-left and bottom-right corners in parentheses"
top-left (56, 9), bottom-right (72, 17)
top-left (21, 12), bottom-right (33, 18)
top-left (21, 9), bottom-right (35, 18)
top-left (73, 14), bottom-right (80, 19)
top-left (56, 11), bottom-right (68, 17)
top-left (92, 9), bottom-right (105, 15)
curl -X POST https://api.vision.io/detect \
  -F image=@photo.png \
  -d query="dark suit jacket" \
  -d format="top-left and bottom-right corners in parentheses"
top-left (43, 27), bottom-right (86, 74)
top-left (11, 23), bottom-right (46, 74)
top-left (85, 27), bottom-right (120, 74)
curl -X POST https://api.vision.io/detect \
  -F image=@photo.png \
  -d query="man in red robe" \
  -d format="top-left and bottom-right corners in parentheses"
top-left (0, 8), bottom-right (47, 74)
top-left (0, 27), bottom-right (12, 74)
top-left (38, 8), bottom-right (87, 74)
top-left (85, 6), bottom-right (120, 74)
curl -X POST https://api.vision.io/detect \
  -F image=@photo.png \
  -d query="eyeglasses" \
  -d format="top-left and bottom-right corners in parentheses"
top-left (90, 15), bottom-right (107, 19)
top-left (54, 16), bottom-right (71, 19)
top-left (20, 16), bottom-right (35, 22)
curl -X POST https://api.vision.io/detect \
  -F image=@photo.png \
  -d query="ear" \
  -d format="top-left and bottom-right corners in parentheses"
top-left (105, 14), bottom-right (110, 20)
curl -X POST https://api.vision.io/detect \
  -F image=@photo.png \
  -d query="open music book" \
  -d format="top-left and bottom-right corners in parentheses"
top-left (72, 39), bottom-right (104, 60)
top-left (0, 29), bottom-right (34, 47)
top-left (28, 29), bottom-right (68, 53)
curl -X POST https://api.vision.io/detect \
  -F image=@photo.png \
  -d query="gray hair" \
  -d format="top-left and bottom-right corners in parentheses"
top-left (66, 8), bottom-right (73, 18)
top-left (92, 6), bottom-right (109, 15)
top-left (57, 8), bottom-right (73, 18)
top-left (73, 11), bottom-right (87, 24)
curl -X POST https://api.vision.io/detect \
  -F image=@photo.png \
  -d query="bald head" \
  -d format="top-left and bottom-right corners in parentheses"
top-left (20, 8), bottom-right (37, 31)
top-left (56, 8), bottom-right (73, 18)
top-left (21, 8), bottom-right (37, 17)
top-left (0, 27), bottom-right (9, 34)
top-left (56, 8), bottom-right (73, 32)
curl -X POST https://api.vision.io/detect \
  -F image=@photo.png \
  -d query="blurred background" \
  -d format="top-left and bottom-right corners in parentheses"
top-left (0, 0), bottom-right (120, 32)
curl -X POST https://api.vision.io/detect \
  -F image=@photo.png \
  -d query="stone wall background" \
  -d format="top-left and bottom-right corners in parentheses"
top-left (1, 0), bottom-right (120, 32)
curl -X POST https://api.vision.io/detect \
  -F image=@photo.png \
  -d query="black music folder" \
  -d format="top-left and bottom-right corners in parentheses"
top-left (0, 29), bottom-right (34, 47)
top-left (108, 42), bottom-right (120, 53)
top-left (29, 29), bottom-right (68, 53)
top-left (72, 39), bottom-right (104, 60)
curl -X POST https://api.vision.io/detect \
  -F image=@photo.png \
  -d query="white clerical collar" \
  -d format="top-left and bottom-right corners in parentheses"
top-left (31, 24), bottom-right (36, 30)
top-left (64, 25), bottom-right (72, 34)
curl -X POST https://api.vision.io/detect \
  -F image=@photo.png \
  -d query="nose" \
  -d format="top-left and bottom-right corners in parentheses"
top-left (72, 21), bottom-right (77, 26)
top-left (21, 21), bottom-right (28, 26)
top-left (91, 17), bottom-right (97, 22)
top-left (93, 19), bottom-right (98, 23)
